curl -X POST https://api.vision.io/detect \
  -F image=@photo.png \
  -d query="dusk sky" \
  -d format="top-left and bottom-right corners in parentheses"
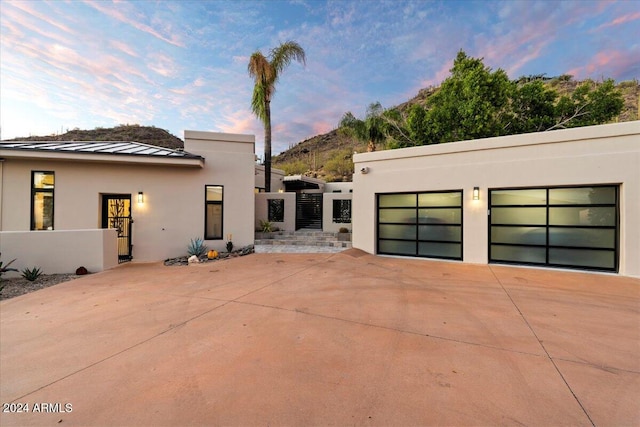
top-left (1, 0), bottom-right (638, 155)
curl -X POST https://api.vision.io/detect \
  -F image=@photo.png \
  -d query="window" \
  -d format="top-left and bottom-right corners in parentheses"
top-left (377, 191), bottom-right (462, 260)
top-left (489, 185), bottom-right (619, 272)
top-left (333, 199), bottom-right (352, 223)
top-left (268, 199), bottom-right (284, 222)
top-left (205, 185), bottom-right (223, 239)
top-left (31, 171), bottom-right (54, 230)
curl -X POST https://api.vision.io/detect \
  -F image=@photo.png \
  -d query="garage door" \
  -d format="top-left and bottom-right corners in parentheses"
top-left (377, 191), bottom-right (462, 260)
top-left (489, 185), bottom-right (618, 272)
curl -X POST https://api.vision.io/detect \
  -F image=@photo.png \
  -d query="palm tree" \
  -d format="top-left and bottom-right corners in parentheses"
top-left (248, 41), bottom-right (306, 192)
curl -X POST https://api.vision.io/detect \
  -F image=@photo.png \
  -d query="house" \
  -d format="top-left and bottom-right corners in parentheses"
top-left (0, 131), bottom-right (256, 274)
top-left (2, 121), bottom-right (638, 278)
top-left (352, 121), bottom-right (640, 277)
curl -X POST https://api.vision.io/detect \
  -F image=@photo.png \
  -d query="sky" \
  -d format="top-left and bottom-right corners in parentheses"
top-left (1, 0), bottom-right (639, 155)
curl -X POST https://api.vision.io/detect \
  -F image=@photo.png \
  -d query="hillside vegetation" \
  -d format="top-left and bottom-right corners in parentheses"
top-left (275, 53), bottom-right (639, 182)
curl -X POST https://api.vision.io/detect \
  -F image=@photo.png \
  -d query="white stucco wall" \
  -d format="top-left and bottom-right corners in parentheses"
top-left (352, 121), bottom-right (640, 277)
top-left (0, 131), bottom-right (256, 262)
top-left (255, 165), bottom-right (285, 192)
top-left (0, 229), bottom-right (118, 277)
top-left (322, 192), bottom-right (353, 232)
top-left (255, 192), bottom-right (296, 232)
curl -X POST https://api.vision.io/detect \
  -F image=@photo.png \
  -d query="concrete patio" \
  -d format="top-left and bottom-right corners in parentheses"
top-left (1, 249), bottom-right (638, 426)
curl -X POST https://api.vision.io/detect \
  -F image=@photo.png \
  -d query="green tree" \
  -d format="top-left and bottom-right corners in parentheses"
top-left (550, 79), bottom-right (623, 130)
top-left (424, 50), bottom-right (513, 143)
top-left (338, 102), bottom-right (394, 151)
top-left (509, 79), bottom-right (557, 133)
top-left (248, 41), bottom-right (306, 191)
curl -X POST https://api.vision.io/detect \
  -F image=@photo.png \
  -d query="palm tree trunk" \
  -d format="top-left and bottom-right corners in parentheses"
top-left (264, 102), bottom-right (272, 192)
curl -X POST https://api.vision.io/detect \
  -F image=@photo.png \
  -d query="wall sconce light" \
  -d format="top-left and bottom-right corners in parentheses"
top-left (137, 191), bottom-right (144, 204)
top-left (473, 187), bottom-right (480, 200)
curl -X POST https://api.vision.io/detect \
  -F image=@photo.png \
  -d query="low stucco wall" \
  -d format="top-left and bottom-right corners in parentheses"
top-left (255, 192), bottom-right (296, 232)
top-left (322, 193), bottom-right (352, 233)
top-left (352, 121), bottom-right (640, 277)
top-left (0, 229), bottom-right (118, 277)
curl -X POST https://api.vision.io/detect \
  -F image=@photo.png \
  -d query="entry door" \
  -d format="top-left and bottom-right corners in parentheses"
top-left (102, 195), bottom-right (132, 262)
top-left (296, 193), bottom-right (323, 230)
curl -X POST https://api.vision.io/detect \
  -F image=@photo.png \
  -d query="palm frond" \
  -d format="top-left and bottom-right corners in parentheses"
top-left (269, 40), bottom-right (306, 76)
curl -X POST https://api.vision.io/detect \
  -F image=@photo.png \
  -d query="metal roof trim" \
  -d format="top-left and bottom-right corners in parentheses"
top-left (0, 141), bottom-right (203, 160)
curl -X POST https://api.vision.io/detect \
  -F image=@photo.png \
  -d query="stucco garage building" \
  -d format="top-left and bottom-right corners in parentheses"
top-left (352, 121), bottom-right (640, 277)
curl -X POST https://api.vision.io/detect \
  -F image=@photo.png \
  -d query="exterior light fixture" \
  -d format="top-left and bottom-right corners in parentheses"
top-left (473, 187), bottom-right (479, 200)
top-left (137, 191), bottom-right (144, 204)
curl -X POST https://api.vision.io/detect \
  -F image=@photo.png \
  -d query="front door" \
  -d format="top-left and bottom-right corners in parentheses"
top-left (102, 195), bottom-right (132, 262)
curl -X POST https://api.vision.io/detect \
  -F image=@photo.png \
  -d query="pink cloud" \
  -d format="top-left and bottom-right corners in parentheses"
top-left (594, 11), bottom-right (640, 31)
top-left (109, 40), bottom-right (139, 57)
top-left (9, 0), bottom-right (75, 36)
top-left (565, 50), bottom-right (637, 80)
top-left (312, 121), bottom-right (333, 135)
top-left (0, 4), bottom-right (74, 46)
top-left (420, 60), bottom-right (453, 88)
top-left (84, 0), bottom-right (185, 48)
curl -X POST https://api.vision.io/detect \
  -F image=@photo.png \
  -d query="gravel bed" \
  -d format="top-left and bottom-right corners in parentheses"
top-left (0, 274), bottom-right (81, 301)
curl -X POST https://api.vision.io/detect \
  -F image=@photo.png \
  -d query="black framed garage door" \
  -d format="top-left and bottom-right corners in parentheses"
top-left (377, 190), bottom-right (462, 260)
top-left (489, 185), bottom-right (619, 272)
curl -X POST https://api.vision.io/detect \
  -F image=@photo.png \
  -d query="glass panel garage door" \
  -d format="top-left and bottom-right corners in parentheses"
top-left (489, 185), bottom-right (618, 272)
top-left (377, 191), bottom-right (462, 260)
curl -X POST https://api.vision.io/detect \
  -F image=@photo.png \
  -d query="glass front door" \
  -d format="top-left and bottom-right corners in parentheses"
top-left (102, 195), bottom-right (132, 262)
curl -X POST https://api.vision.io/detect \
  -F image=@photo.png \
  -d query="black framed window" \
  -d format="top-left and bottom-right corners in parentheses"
top-left (205, 185), bottom-right (223, 239)
top-left (31, 171), bottom-right (54, 230)
top-left (377, 190), bottom-right (462, 260)
top-left (333, 199), bottom-right (352, 223)
top-left (489, 185), bottom-right (619, 272)
top-left (268, 199), bottom-right (285, 222)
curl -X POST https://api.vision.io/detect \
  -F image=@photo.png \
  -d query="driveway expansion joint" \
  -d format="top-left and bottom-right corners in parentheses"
top-left (489, 266), bottom-right (597, 427)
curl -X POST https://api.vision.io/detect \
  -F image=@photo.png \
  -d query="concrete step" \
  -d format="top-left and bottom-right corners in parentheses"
top-left (255, 230), bottom-right (352, 249)
top-left (255, 239), bottom-right (352, 248)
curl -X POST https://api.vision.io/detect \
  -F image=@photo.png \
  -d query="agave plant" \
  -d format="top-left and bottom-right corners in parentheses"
top-left (0, 252), bottom-right (18, 278)
top-left (21, 267), bottom-right (43, 282)
top-left (187, 238), bottom-right (208, 258)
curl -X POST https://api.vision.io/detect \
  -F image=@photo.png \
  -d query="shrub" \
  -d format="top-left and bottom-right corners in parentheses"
top-left (339, 227), bottom-right (350, 233)
top-left (277, 159), bottom-right (308, 175)
top-left (187, 238), bottom-right (208, 258)
top-left (259, 220), bottom-right (273, 233)
top-left (22, 267), bottom-right (43, 282)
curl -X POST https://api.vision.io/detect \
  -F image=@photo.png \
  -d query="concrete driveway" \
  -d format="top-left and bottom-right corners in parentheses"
top-left (1, 249), bottom-right (639, 426)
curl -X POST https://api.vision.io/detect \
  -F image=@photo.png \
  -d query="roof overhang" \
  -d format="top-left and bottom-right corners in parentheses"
top-left (283, 174), bottom-right (325, 191)
top-left (0, 142), bottom-right (205, 168)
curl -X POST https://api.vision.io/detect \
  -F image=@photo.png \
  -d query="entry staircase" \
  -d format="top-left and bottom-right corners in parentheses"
top-left (255, 230), bottom-right (352, 250)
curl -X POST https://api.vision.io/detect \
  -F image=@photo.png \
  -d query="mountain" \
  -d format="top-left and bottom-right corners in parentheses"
top-left (5, 124), bottom-right (184, 149)
top-left (273, 78), bottom-right (639, 181)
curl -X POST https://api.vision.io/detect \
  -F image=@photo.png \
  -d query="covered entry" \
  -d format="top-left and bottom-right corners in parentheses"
top-left (489, 185), bottom-right (619, 272)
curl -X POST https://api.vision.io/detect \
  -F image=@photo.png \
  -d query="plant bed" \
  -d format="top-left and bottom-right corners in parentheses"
top-left (164, 245), bottom-right (255, 266)
top-left (0, 274), bottom-right (82, 300)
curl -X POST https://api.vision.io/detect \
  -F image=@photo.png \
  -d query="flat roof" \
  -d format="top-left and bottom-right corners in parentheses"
top-left (0, 141), bottom-right (204, 167)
